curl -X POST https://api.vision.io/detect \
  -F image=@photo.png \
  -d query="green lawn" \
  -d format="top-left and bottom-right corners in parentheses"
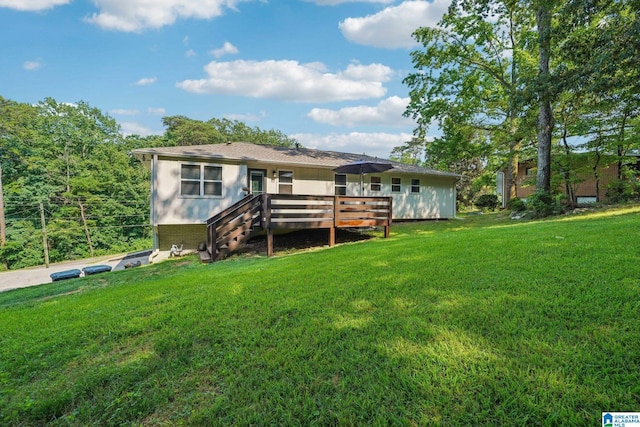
top-left (1, 206), bottom-right (639, 426)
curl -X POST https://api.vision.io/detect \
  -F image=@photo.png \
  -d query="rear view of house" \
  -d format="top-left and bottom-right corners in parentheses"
top-left (133, 142), bottom-right (459, 251)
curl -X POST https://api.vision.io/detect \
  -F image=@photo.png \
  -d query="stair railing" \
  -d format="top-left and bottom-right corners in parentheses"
top-left (206, 194), bottom-right (262, 261)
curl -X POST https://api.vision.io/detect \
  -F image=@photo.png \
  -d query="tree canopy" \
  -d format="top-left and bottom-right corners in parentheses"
top-left (162, 115), bottom-right (296, 147)
top-left (400, 0), bottom-right (640, 208)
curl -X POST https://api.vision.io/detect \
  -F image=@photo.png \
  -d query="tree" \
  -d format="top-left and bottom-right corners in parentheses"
top-left (558, 0), bottom-right (640, 173)
top-left (544, 0), bottom-right (640, 204)
top-left (207, 118), bottom-right (296, 147)
top-left (0, 97), bottom-right (153, 269)
top-left (403, 0), bottom-right (538, 203)
top-left (162, 116), bottom-right (297, 147)
top-left (162, 116), bottom-right (225, 146)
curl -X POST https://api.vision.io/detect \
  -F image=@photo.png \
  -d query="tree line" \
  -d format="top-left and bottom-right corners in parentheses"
top-left (0, 96), bottom-right (295, 270)
top-left (397, 0), bottom-right (640, 209)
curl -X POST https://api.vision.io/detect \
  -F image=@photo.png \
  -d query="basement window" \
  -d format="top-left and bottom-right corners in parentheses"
top-left (181, 164), bottom-right (222, 197)
top-left (576, 196), bottom-right (597, 205)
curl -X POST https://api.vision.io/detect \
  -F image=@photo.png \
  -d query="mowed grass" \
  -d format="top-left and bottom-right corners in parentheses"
top-left (1, 206), bottom-right (640, 426)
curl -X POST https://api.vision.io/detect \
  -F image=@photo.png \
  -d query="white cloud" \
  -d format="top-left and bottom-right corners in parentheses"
top-left (147, 107), bottom-right (166, 115)
top-left (119, 121), bottom-right (158, 136)
top-left (85, 0), bottom-right (243, 32)
top-left (111, 108), bottom-right (140, 115)
top-left (224, 111), bottom-right (267, 122)
top-left (291, 131), bottom-right (414, 159)
top-left (308, 96), bottom-right (412, 127)
top-left (177, 60), bottom-right (393, 102)
top-left (135, 77), bottom-right (157, 86)
top-left (23, 59), bottom-right (43, 71)
top-left (211, 41), bottom-right (239, 58)
top-left (0, 0), bottom-right (69, 11)
top-left (185, 49), bottom-right (197, 58)
top-left (339, 0), bottom-right (450, 49)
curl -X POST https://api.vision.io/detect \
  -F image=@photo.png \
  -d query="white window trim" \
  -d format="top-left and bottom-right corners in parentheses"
top-left (180, 163), bottom-right (223, 198)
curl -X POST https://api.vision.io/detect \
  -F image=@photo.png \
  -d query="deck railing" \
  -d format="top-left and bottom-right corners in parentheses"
top-left (205, 194), bottom-right (392, 260)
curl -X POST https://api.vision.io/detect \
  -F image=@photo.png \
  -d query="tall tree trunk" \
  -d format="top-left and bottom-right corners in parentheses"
top-left (536, 2), bottom-right (554, 194)
top-left (507, 8), bottom-right (520, 202)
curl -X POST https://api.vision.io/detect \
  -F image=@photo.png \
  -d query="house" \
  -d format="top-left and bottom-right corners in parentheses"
top-left (133, 142), bottom-right (460, 251)
top-left (497, 153), bottom-right (640, 207)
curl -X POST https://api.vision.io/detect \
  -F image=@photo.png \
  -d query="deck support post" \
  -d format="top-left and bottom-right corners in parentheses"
top-left (264, 194), bottom-right (273, 256)
top-left (330, 195), bottom-right (339, 246)
top-left (385, 198), bottom-right (392, 238)
top-left (267, 228), bottom-right (274, 257)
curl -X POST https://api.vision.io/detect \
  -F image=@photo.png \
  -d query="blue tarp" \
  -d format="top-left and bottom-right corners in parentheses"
top-left (50, 269), bottom-right (82, 281)
top-left (82, 265), bottom-right (112, 275)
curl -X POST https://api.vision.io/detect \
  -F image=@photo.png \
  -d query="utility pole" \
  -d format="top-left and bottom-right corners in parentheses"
top-left (39, 202), bottom-right (50, 268)
top-left (0, 164), bottom-right (5, 248)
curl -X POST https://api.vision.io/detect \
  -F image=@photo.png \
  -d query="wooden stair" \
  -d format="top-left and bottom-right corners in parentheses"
top-left (205, 194), bottom-right (263, 262)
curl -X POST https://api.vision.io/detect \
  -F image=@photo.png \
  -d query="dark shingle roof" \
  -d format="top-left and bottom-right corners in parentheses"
top-left (133, 142), bottom-right (460, 178)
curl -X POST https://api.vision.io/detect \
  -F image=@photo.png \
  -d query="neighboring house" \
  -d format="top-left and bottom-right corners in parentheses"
top-left (497, 153), bottom-right (640, 207)
top-left (133, 142), bottom-right (460, 250)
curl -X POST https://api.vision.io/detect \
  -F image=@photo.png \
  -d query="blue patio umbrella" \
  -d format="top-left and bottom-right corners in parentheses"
top-left (333, 159), bottom-right (393, 195)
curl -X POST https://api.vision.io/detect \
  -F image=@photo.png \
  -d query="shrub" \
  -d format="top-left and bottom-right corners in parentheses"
top-left (606, 170), bottom-right (640, 203)
top-left (506, 197), bottom-right (526, 212)
top-left (527, 191), bottom-right (564, 218)
top-left (474, 194), bottom-right (499, 211)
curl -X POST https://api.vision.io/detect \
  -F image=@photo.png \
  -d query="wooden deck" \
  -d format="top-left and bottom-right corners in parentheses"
top-left (206, 194), bottom-right (392, 260)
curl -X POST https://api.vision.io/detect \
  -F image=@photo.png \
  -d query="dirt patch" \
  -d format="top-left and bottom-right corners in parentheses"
top-left (234, 228), bottom-right (376, 257)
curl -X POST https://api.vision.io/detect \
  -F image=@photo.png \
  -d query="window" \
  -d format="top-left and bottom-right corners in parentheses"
top-left (335, 174), bottom-right (347, 195)
top-left (370, 176), bottom-right (381, 192)
top-left (278, 170), bottom-right (293, 194)
top-left (391, 177), bottom-right (401, 192)
top-left (181, 164), bottom-right (222, 197)
top-left (576, 196), bottom-right (597, 205)
top-left (525, 167), bottom-right (535, 176)
top-left (411, 178), bottom-right (420, 193)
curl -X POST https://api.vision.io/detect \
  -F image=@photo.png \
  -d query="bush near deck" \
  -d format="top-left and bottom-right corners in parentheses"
top-left (1, 206), bottom-right (639, 426)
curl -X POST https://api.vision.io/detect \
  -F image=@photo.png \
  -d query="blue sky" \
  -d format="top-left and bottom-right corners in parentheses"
top-left (1, 0), bottom-right (449, 158)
